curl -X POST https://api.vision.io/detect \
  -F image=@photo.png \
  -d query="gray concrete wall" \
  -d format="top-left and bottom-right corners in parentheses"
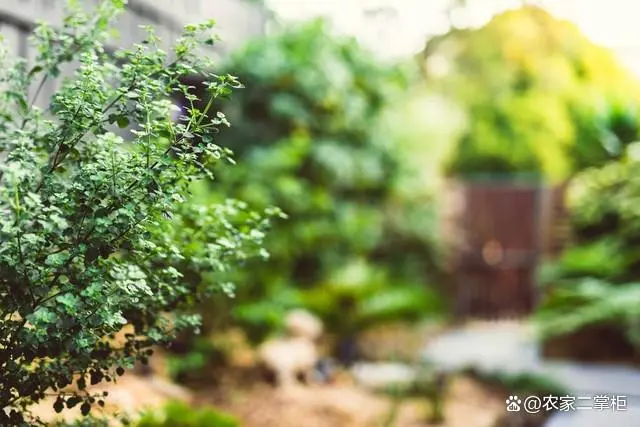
top-left (0, 0), bottom-right (265, 107)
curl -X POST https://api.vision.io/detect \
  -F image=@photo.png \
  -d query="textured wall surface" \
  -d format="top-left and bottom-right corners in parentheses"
top-left (0, 0), bottom-right (265, 107)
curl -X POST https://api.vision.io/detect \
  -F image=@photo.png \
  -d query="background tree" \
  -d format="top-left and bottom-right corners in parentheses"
top-left (421, 6), bottom-right (640, 180)
top-left (199, 19), bottom-right (446, 350)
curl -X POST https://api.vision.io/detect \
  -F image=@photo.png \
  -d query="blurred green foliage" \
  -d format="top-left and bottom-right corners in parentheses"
top-left (136, 401), bottom-right (239, 427)
top-left (462, 367), bottom-right (568, 399)
top-left (202, 19), bottom-right (446, 344)
top-left (376, 90), bottom-right (465, 194)
top-left (422, 6), bottom-right (640, 180)
top-left (536, 147), bottom-right (640, 345)
top-left (547, 149), bottom-right (640, 283)
top-left (54, 416), bottom-right (111, 427)
top-left (166, 337), bottom-right (215, 384)
top-left (165, 331), bottom-right (244, 385)
top-left (536, 278), bottom-right (640, 343)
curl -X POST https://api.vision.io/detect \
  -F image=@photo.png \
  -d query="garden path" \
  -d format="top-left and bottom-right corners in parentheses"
top-left (420, 320), bottom-right (640, 427)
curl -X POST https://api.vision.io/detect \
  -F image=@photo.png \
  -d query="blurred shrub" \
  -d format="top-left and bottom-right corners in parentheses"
top-left (536, 278), bottom-right (640, 344)
top-left (551, 151), bottom-right (640, 282)
top-left (54, 417), bottom-right (111, 427)
top-left (198, 19), bottom-right (447, 345)
top-left (422, 6), bottom-right (640, 180)
top-left (535, 148), bottom-right (640, 345)
top-left (461, 367), bottom-right (568, 399)
top-left (166, 337), bottom-right (217, 384)
top-left (166, 329), bottom-right (252, 384)
top-left (301, 259), bottom-right (443, 340)
top-left (136, 401), bottom-right (239, 427)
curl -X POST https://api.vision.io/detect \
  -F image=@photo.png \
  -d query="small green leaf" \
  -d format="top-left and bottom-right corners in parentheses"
top-left (17, 97), bottom-right (28, 114)
top-left (28, 65), bottom-right (43, 77)
top-left (116, 116), bottom-right (130, 128)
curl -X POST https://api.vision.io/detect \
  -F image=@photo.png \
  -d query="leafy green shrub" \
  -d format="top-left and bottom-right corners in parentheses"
top-left (422, 6), bottom-right (640, 179)
top-left (166, 343), bottom-right (211, 384)
top-left (301, 260), bottom-right (444, 340)
top-left (165, 334), bottom-right (235, 384)
top-left (201, 19), bottom-right (445, 344)
top-left (136, 401), bottom-right (239, 427)
top-left (536, 278), bottom-right (640, 344)
top-left (535, 148), bottom-right (640, 345)
top-left (0, 1), bottom-right (274, 423)
top-left (549, 238), bottom-right (628, 281)
top-left (547, 147), bottom-right (640, 283)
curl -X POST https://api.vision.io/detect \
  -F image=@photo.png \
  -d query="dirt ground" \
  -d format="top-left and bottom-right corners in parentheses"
top-left (197, 375), bottom-right (506, 427)
top-left (28, 372), bottom-right (195, 425)
top-left (31, 371), bottom-right (506, 427)
top-left (28, 324), bottom-right (509, 427)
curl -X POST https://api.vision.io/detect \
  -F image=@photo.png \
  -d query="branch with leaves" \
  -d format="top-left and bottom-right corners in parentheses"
top-left (0, 1), bottom-right (280, 424)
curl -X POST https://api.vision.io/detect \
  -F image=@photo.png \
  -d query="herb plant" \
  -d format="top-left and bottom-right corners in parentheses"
top-left (0, 1), bottom-right (274, 424)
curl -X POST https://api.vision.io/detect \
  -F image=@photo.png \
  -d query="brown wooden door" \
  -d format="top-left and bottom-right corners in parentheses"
top-left (452, 182), bottom-right (542, 319)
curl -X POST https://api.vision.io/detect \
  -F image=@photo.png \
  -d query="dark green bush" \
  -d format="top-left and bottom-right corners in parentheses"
top-left (165, 334), bottom-right (236, 384)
